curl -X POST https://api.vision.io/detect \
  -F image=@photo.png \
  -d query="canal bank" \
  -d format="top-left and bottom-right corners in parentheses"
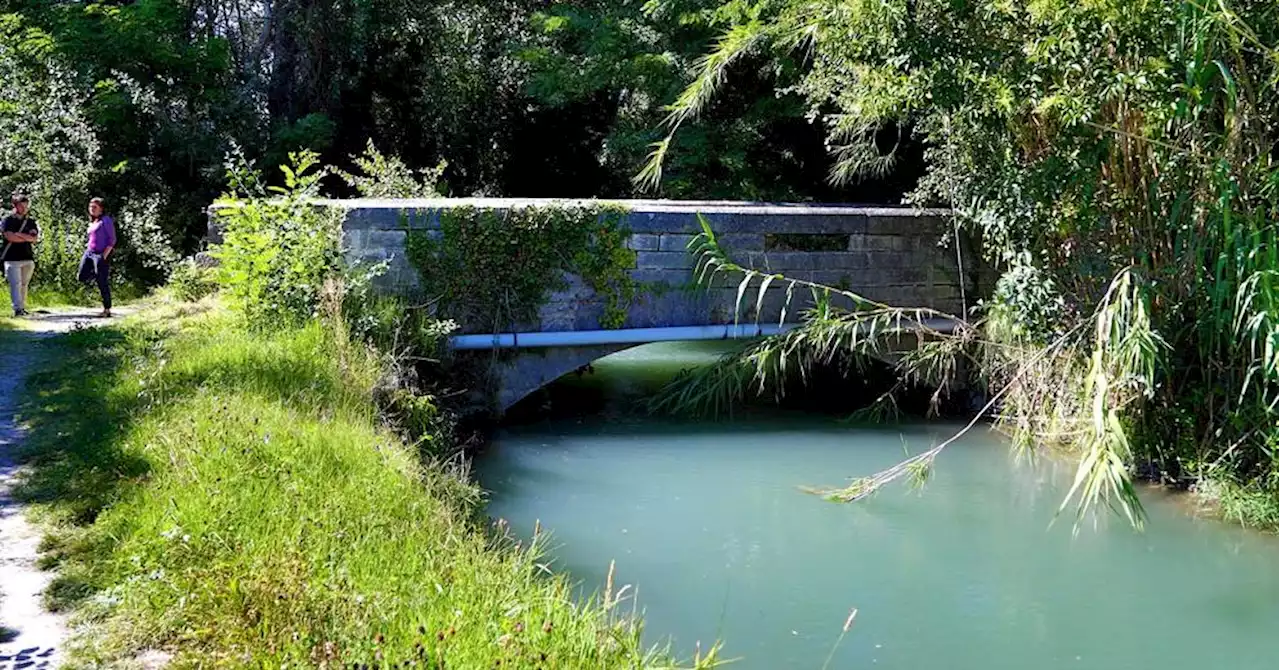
top-left (477, 342), bottom-right (1280, 669)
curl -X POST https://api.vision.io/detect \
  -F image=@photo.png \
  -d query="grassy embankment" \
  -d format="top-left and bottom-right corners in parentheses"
top-left (1194, 476), bottom-right (1278, 531)
top-left (14, 299), bottom-right (706, 667)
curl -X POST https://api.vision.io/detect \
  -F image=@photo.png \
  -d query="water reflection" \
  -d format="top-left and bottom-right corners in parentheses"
top-left (479, 343), bottom-right (1280, 670)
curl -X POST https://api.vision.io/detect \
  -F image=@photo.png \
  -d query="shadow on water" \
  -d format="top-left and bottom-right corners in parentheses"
top-left (500, 339), bottom-right (977, 428)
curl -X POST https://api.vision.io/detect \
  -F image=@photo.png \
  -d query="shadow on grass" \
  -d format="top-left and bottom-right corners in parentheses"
top-left (15, 326), bottom-right (188, 612)
top-left (11, 318), bottom-right (369, 611)
top-left (15, 327), bottom-right (151, 526)
top-left (16, 320), bottom-right (353, 513)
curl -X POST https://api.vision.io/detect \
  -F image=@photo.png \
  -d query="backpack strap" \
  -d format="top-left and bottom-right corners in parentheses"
top-left (0, 218), bottom-right (33, 262)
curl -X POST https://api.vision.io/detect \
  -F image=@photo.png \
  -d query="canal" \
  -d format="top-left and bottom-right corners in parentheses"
top-left (476, 343), bottom-right (1279, 669)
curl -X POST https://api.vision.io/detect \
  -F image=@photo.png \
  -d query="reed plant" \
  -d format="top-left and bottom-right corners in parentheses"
top-left (644, 0), bottom-right (1277, 528)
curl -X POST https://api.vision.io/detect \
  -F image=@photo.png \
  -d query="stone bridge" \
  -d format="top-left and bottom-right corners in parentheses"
top-left (328, 199), bottom-right (983, 411)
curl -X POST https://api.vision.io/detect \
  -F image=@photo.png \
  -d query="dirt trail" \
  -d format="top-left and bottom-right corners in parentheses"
top-left (1, 308), bottom-right (134, 669)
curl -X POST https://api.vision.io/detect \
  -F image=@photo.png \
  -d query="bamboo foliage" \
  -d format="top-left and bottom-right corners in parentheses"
top-left (645, 0), bottom-right (1279, 527)
top-left (634, 20), bottom-right (772, 191)
top-left (1058, 269), bottom-right (1168, 528)
top-left (657, 214), bottom-right (1250, 526)
top-left (653, 215), bottom-right (974, 418)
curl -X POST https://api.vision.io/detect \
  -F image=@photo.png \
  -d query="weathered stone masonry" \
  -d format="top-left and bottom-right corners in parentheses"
top-left (333, 199), bottom-right (983, 335)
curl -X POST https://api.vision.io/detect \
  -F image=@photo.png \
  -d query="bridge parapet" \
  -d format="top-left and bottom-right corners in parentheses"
top-left (331, 199), bottom-right (981, 332)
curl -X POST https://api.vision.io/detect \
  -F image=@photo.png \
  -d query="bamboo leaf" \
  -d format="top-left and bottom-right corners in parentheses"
top-left (780, 280), bottom-right (796, 326)
top-left (734, 273), bottom-right (752, 325)
top-left (755, 273), bottom-right (777, 325)
top-left (1212, 60), bottom-right (1238, 113)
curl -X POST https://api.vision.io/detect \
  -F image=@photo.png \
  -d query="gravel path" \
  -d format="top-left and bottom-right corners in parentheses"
top-left (1, 308), bottom-right (134, 670)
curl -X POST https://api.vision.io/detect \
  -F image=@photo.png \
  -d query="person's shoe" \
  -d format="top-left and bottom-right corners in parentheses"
top-left (98, 310), bottom-right (112, 318)
top-left (12, 309), bottom-right (27, 318)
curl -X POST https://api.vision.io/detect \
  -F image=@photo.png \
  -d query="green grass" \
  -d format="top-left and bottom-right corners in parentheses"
top-left (15, 302), bottom-right (713, 668)
top-left (1196, 476), bottom-right (1280, 531)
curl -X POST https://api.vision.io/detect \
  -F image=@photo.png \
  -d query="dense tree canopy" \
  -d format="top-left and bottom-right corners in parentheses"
top-left (2, 0), bottom-right (906, 267)
top-left (649, 0), bottom-right (1278, 524)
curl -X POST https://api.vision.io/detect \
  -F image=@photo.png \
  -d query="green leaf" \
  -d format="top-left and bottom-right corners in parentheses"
top-left (755, 273), bottom-right (776, 325)
top-left (734, 273), bottom-right (752, 325)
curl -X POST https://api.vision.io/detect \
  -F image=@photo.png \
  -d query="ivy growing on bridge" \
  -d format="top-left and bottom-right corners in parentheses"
top-left (405, 203), bottom-right (637, 332)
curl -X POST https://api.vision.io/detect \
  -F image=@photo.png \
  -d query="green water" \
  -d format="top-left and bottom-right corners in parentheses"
top-left (477, 343), bottom-right (1279, 669)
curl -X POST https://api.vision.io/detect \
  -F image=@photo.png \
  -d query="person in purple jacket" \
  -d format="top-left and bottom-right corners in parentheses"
top-left (78, 197), bottom-right (116, 317)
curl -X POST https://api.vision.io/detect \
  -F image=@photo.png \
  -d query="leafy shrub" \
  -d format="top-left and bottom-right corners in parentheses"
top-left (212, 147), bottom-right (462, 449)
top-left (166, 257), bottom-right (219, 302)
top-left (341, 289), bottom-right (457, 358)
top-left (212, 151), bottom-right (344, 327)
top-left (30, 214), bottom-right (92, 297)
top-left (114, 196), bottom-right (180, 286)
top-left (336, 140), bottom-right (448, 198)
top-left (985, 252), bottom-right (1064, 342)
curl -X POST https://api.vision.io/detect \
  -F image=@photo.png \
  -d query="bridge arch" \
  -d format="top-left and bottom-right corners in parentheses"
top-left (454, 321), bottom-right (959, 413)
top-left (488, 343), bottom-right (641, 412)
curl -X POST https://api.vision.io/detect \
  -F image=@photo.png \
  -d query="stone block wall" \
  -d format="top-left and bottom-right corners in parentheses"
top-left (272, 198), bottom-right (984, 332)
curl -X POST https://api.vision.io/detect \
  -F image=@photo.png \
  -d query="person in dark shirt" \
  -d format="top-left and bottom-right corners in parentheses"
top-left (1, 193), bottom-right (40, 317)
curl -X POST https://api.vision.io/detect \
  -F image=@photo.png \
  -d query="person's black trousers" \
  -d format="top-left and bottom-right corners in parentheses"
top-left (78, 252), bottom-right (111, 310)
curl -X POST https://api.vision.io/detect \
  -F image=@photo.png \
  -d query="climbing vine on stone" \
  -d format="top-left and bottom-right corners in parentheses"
top-left (405, 203), bottom-right (636, 332)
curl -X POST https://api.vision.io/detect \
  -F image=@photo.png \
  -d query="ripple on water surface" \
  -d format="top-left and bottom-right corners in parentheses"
top-left (478, 418), bottom-right (1279, 670)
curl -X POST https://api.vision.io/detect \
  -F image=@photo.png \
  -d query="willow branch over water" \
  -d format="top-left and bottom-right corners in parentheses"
top-left (654, 217), bottom-right (1152, 528)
